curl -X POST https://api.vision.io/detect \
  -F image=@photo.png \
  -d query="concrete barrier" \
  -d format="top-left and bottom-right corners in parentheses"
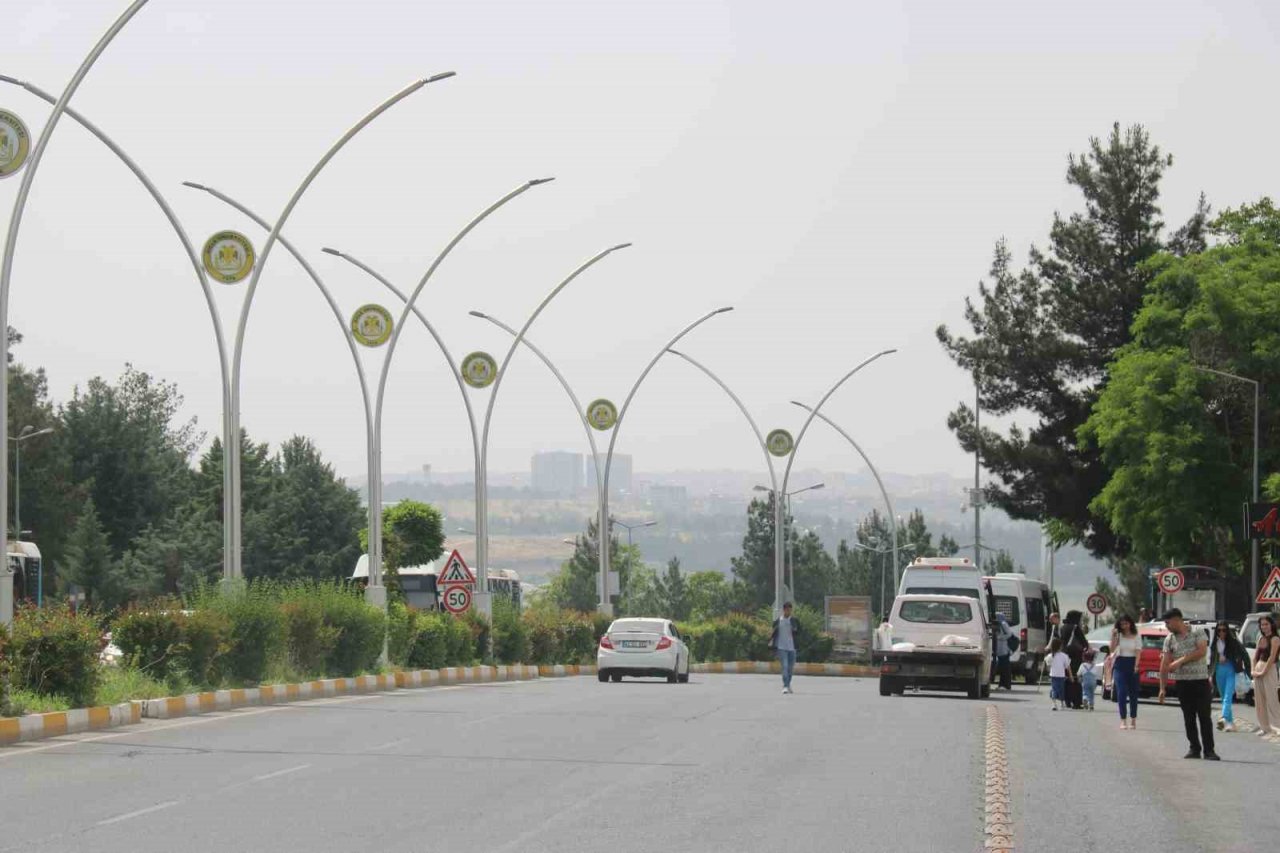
top-left (0, 701), bottom-right (140, 746)
top-left (691, 661), bottom-right (876, 678)
top-left (1, 663), bottom-right (597, 746)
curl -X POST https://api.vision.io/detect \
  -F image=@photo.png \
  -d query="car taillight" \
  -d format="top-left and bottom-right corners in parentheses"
top-left (656, 637), bottom-right (672, 650)
top-left (1020, 628), bottom-right (1028, 647)
top-left (599, 636), bottom-right (614, 649)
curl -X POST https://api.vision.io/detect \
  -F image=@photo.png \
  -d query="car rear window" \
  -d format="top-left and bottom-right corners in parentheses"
top-left (1241, 622), bottom-right (1260, 647)
top-left (899, 601), bottom-right (974, 624)
top-left (610, 620), bottom-right (664, 634)
top-left (905, 587), bottom-right (980, 600)
top-left (1141, 634), bottom-right (1166, 650)
top-left (993, 595), bottom-right (1020, 626)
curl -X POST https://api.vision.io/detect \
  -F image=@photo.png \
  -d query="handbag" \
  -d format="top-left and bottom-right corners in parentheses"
top-left (1253, 659), bottom-right (1271, 679)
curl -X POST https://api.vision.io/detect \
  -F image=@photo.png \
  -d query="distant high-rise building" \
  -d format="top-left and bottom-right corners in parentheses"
top-left (532, 451), bottom-right (584, 496)
top-left (648, 483), bottom-right (688, 512)
top-left (588, 453), bottom-right (632, 495)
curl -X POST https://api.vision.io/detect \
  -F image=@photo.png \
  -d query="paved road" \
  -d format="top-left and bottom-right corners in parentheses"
top-left (1, 674), bottom-right (1276, 852)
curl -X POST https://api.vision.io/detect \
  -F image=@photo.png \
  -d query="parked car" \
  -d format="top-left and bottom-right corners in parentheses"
top-left (1135, 621), bottom-right (1217, 698)
top-left (878, 594), bottom-right (992, 699)
top-left (1085, 625), bottom-right (1113, 654)
top-left (597, 618), bottom-right (690, 683)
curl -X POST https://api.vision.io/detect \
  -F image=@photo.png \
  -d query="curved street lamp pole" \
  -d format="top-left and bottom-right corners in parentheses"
top-left (469, 245), bottom-right (632, 617)
top-left (0, 0), bottom-right (151, 623)
top-left (224, 73), bottom-right (454, 585)
top-left (0, 74), bottom-right (237, 580)
top-left (790, 401), bottom-right (900, 589)
top-left (597, 308), bottom-right (734, 615)
top-left (368, 181), bottom-right (555, 611)
top-left (777, 350), bottom-right (897, 616)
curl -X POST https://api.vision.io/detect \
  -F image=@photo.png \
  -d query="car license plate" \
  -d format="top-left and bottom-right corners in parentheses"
top-left (621, 640), bottom-right (647, 648)
top-left (1145, 671), bottom-right (1160, 679)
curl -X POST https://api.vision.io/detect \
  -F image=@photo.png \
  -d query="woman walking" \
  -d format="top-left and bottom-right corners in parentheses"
top-left (1209, 623), bottom-right (1248, 732)
top-left (1062, 611), bottom-right (1088, 709)
top-left (1252, 615), bottom-right (1280, 737)
top-left (1111, 614), bottom-right (1141, 729)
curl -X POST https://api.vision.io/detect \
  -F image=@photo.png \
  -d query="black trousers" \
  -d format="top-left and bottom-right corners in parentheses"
top-left (1176, 679), bottom-right (1215, 754)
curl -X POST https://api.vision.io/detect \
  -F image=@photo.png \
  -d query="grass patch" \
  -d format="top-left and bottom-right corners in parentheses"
top-left (95, 665), bottom-right (193, 705)
top-left (6, 689), bottom-right (71, 715)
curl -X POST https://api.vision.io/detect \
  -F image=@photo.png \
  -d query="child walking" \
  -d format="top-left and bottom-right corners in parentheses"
top-left (1048, 638), bottom-right (1074, 711)
top-left (1078, 649), bottom-right (1099, 710)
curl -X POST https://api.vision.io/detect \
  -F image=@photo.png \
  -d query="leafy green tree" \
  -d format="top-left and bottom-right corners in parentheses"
top-left (62, 497), bottom-right (114, 607)
top-left (380, 500), bottom-right (446, 570)
top-left (684, 570), bottom-right (746, 621)
top-left (790, 530), bottom-right (836, 611)
top-left (547, 517), bottom-right (637, 613)
top-left (62, 366), bottom-right (200, 556)
top-left (986, 549), bottom-right (1021, 574)
top-left (731, 494), bottom-right (794, 609)
top-left (1080, 198), bottom-right (1280, 568)
top-left (618, 565), bottom-right (665, 617)
top-left (656, 556), bottom-right (690, 621)
top-left (937, 124), bottom-right (1208, 558)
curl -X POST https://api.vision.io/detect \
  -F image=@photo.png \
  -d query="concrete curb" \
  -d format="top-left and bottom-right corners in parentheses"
top-left (0, 702), bottom-right (140, 746)
top-left (691, 661), bottom-right (876, 677)
top-left (2, 663), bottom-right (596, 746)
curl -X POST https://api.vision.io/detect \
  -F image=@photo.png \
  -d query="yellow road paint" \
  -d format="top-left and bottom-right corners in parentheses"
top-left (983, 704), bottom-right (1014, 852)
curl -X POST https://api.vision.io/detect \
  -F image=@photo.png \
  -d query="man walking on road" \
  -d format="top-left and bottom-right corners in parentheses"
top-left (771, 602), bottom-right (800, 695)
top-left (1159, 608), bottom-right (1219, 760)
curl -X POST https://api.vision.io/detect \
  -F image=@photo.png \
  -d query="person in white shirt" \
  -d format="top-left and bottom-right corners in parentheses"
top-left (1110, 614), bottom-right (1142, 729)
top-left (1047, 638), bottom-right (1074, 711)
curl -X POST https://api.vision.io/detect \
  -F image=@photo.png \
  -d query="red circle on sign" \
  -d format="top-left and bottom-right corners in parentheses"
top-left (1086, 593), bottom-right (1108, 615)
top-left (1157, 568), bottom-right (1185, 595)
top-left (442, 584), bottom-right (472, 614)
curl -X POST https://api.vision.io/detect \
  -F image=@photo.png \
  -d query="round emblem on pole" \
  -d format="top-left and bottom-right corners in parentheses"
top-left (766, 429), bottom-right (795, 457)
top-left (586, 399), bottom-right (618, 431)
top-left (1156, 567), bottom-right (1185, 595)
top-left (461, 352), bottom-right (498, 388)
top-left (0, 110), bottom-right (31, 179)
top-left (201, 231), bottom-right (256, 284)
top-left (1086, 592), bottom-right (1108, 615)
top-left (350, 304), bottom-right (393, 347)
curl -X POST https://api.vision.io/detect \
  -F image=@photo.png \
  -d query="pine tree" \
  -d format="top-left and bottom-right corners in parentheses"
top-left (63, 497), bottom-right (115, 607)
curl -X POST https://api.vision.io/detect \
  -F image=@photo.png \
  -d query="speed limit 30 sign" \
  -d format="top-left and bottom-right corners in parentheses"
top-left (1156, 567), bottom-right (1185, 595)
top-left (442, 584), bottom-right (473, 614)
top-left (1086, 593), bottom-right (1108, 615)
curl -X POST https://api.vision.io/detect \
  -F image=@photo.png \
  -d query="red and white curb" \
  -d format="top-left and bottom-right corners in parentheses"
top-left (983, 705), bottom-right (1013, 851)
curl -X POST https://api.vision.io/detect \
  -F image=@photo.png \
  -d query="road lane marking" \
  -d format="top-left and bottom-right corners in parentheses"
top-left (251, 764), bottom-right (311, 782)
top-left (370, 738), bottom-right (411, 751)
top-left (96, 800), bottom-right (180, 826)
top-left (983, 705), bottom-right (1013, 851)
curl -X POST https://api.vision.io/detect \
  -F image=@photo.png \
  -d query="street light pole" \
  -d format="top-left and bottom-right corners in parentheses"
top-left (1, 1), bottom-right (151, 626)
top-left (778, 350), bottom-right (897, 616)
top-left (1191, 364), bottom-right (1261, 596)
top-left (10, 426), bottom-right (54, 606)
top-left (610, 518), bottom-right (657, 552)
top-left (597, 308), bottom-right (735, 615)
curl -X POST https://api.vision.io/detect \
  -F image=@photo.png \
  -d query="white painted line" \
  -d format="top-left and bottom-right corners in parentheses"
top-left (96, 800), bottom-right (180, 826)
top-left (250, 764), bottom-right (311, 783)
top-left (370, 738), bottom-right (411, 751)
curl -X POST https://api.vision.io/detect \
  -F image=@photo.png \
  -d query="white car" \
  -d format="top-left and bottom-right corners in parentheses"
top-left (597, 618), bottom-right (690, 683)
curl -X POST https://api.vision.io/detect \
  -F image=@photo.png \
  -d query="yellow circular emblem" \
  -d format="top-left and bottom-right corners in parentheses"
top-left (202, 231), bottom-right (255, 284)
top-left (351, 304), bottom-right (393, 347)
top-left (0, 110), bottom-right (32, 179)
top-left (586, 399), bottom-right (618, 431)
top-left (461, 352), bottom-right (498, 388)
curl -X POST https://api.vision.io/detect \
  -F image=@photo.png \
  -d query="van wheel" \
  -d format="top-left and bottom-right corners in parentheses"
top-left (968, 672), bottom-right (982, 700)
top-left (1024, 664), bottom-right (1039, 686)
top-left (879, 678), bottom-right (893, 697)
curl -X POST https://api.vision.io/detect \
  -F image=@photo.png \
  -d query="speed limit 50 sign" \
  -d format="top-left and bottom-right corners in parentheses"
top-left (1156, 567), bottom-right (1185, 595)
top-left (441, 584), bottom-right (473, 615)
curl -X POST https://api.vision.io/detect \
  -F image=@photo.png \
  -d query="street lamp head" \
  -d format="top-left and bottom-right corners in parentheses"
top-left (753, 485), bottom-right (773, 493)
top-left (19, 425), bottom-right (34, 438)
top-left (713, 306), bottom-right (734, 315)
top-left (528, 177), bottom-right (556, 186)
top-left (181, 181), bottom-right (210, 192)
top-left (321, 247), bottom-right (343, 257)
top-left (610, 243), bottom-right (633, 252)
top-left (641, 521), bottom-right (658, 529)
top-left (425, 71), bottom-right (458, 83)
top-left (468, 310), bottom-right (489, 319)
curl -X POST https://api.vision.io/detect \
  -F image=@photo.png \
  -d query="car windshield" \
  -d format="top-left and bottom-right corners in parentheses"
top-left (899, 601), bottom-right (973, 624)
top-left (1141, 634), bottom-right (1166, 650)
top-left (609, 620), bottom-right (664, 634)
top-left (1241, 621), bottom-right (1260, 647)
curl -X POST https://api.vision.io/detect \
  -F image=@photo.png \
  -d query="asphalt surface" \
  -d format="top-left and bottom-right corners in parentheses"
top-left (1, 673), bottom-right (1276, 853)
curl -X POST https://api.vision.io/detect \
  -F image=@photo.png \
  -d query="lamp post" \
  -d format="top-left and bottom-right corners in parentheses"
top-left (610, 518), bottom-right (657, 552)
top-left (755, 483), bottom-right (823, 601)
top-left (789, 402), bottom-right (901, 590)
top-left (10, 425), bottom-right (53, 606)
top-left (597, 308), bottom-right (735, 615)
top-left (1, 1), bottom-right (152, 621)
top-left (1, 75), bottom-right (239, 581)
top-left (849, 541), bottom-right (917, 617)
top-left (777, 350), bottom-right (898, 616)
top-left (1191, 364), bottom-right (1261, 596)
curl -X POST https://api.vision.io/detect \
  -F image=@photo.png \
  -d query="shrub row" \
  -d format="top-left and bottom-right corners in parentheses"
top-left (4, 604), bottom-right (102, 708)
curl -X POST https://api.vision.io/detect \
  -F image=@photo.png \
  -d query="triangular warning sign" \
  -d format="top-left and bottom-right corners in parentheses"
top-left (1258, 566), bottom-right (1280, 605)
top-left (437, 549), bottom-right (476, 586)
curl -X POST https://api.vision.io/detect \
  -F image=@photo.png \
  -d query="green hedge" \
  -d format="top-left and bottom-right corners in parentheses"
top-left (7, 604), bottom-right (102, 707)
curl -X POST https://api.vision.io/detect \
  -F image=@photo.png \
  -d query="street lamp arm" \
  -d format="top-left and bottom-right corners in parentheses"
top-left (1190, 364), bottom-right (1259, 388)
top-left (664, 348), bottom-right (777, 493)
top-left (0, 0), bottom-right (151, 605)
top-left (469, 312), bottom-right (601, 483)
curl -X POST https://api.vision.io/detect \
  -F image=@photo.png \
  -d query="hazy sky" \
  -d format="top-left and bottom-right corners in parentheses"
top-left (5, 0), bottom-right (1278, 483)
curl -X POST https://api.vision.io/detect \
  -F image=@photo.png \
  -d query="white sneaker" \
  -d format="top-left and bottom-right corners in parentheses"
top-left (1224, 723), bottom-right (1236, 732)
top-left (785, 686), bottom-right (793, 694)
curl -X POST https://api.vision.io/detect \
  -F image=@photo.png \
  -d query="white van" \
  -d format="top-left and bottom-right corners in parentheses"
top-left (985, 573), bottom-right (1054, 684)
top-left (898, 556), bottom-right (986, 601)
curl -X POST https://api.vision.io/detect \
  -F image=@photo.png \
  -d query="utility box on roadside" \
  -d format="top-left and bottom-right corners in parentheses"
top-left (0, 568), bottom-right (13, 627)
